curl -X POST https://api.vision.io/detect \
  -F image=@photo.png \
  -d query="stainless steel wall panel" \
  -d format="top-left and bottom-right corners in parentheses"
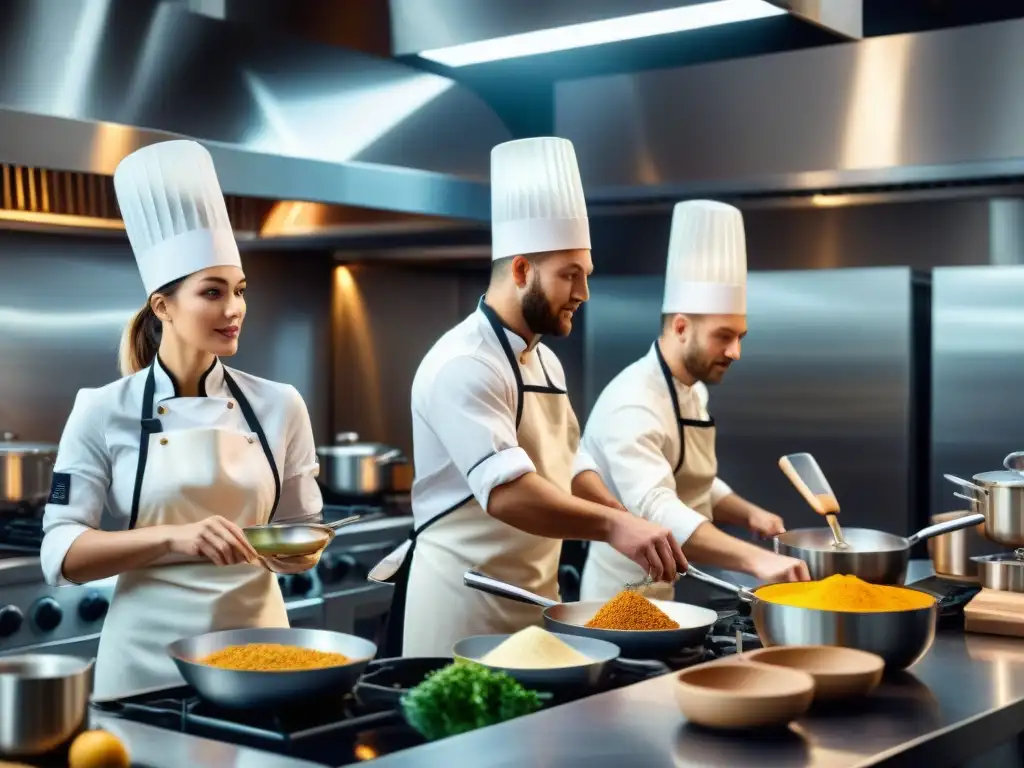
top-left (931, 266), bottom-right (1024, 516)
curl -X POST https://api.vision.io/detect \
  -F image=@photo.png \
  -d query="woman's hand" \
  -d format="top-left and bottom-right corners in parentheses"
top-left (168, 516), bottom-right (259, 566)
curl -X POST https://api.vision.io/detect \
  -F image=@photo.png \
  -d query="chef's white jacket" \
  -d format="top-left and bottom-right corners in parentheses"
top-left (410, 303), bottom-right (598, 525)
top-left (40, 358), bottom-right (322, 587)
top-left (581, 345), bottom-right (734, 545)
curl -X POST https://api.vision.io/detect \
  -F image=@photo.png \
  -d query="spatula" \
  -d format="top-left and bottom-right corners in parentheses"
top-left (779, 452), bottom-right (848, 549)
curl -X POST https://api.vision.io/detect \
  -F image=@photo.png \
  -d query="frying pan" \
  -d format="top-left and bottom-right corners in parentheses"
top-left (453, 632), bottom-right (665, 691)
top-left (463, 570), bottom-right (718, 658)
top-left (165, 627), bottom-right (376, 709)
top-left (773, 514), bottom-right (986, 584)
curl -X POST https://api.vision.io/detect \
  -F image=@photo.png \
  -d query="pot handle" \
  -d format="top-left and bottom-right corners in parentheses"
top-left (684, 566), bottom-right (757, 603)
top-left (1003, 452), bottom-right (1024, 474)
top-left (907, 512), bottom-right (986, 546)
top-left (375, 448), bottom-right (405, 465)
top-left (464, 570), bottom-right (559, 608)
top-left (943, 474), bottom-right (988, 496)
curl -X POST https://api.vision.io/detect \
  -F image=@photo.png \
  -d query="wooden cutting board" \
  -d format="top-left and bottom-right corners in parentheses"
top-left (964, 588), bottom-right (1024, 637)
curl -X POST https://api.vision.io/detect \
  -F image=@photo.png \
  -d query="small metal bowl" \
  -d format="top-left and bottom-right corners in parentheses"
top-left (972, 551), bottom-right (1024, 593)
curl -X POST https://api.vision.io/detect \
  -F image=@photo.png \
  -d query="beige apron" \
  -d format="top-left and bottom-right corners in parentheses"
top-left (581, 342), bottom-right (718, 603)
top-left (92, 363), bottom-right (288, 700)
top-left (376, 304), bottom-right (578, 658)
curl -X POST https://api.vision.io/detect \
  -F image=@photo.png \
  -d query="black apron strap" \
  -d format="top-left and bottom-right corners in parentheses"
top-left (378, 495), bottom-right (472, 659)
top-left (653, 341), bottom-right (715, 475)
top-left (128, 364), bottom-right (162, 530)
top-left (222, 370), bottom-right (282, 521)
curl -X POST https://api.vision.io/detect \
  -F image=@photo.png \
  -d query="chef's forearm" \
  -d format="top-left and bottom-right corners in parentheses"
top-left (61, 527), bottom-right (174, 584)
top-left (488, 472), bottom-right (616, 542)
top-left (683, 522), bottom-right (771, 574)
top-left (711, 492), bottom-right (759, 527)
top-left (570, 470), bottom-right (624, 510)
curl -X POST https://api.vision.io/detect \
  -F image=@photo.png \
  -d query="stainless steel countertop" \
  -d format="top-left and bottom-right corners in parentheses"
top-left (88, 630), bottom-right (1024, 768)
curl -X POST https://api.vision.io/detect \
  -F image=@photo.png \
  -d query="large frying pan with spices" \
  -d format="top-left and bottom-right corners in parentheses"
top-left (463, 570), bottom-right (718, 658)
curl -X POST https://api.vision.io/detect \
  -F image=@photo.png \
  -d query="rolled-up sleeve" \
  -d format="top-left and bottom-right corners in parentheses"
top-left (427, 355), bottom-right (536, 511)
top-left (40, 389), bottom-right (110, 587)
top-left (275, 385), bottom-right (324, 523)
top-left (572, 448), bottom-right (600, 478)
top-left (584, 404), bottom-right (708, 545)
top-left (710, 477), bottom-right (734, 506)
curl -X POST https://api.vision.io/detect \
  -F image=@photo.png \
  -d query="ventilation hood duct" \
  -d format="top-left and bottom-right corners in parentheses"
top-left (0, 0), bottom-right (508, 243)
top-left (389, 0), bottom-right (860, 60)
top-left (556, 17), bottom-right (1024, 205)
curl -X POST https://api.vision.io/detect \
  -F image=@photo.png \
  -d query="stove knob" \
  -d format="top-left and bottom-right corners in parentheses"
top-left (32, 598), bottom-right (63, 633)
top-left (317, 553), bottom-right (360, 584)
top-left (291, 573), bottom-right (314, 596)
top-left (78, 592), bottom-right (109, 623)
top-left (0, 605), bottom-right (23, 637)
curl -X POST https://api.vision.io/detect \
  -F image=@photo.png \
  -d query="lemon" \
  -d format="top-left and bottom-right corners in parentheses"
top-left (68, 729), bottom-right (130, 768)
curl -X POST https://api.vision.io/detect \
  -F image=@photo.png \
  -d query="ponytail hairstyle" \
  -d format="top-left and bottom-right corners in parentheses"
top-left (118, 278), bottom-right (185, 377)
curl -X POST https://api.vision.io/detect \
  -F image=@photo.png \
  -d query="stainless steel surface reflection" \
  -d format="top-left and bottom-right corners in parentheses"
top-left (932, 267), bottom-right (1024, 521)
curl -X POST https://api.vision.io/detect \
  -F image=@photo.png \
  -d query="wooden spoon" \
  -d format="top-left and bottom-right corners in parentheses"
top-left (779, 453), bottom-right (848, 549)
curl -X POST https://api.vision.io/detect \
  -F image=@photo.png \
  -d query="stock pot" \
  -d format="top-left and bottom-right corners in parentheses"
top-left (316, 432), bottom-right (410, 496)
top-left (0, 431), bottom-right (57, 505)
top-left (970, 453), bottom-right (1024, 548)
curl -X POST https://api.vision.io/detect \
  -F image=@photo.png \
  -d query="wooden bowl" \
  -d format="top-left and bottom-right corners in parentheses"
top-left (674, 660), bottom-right (815, 730)
top-left (744, 645), bottom-right (884, 702)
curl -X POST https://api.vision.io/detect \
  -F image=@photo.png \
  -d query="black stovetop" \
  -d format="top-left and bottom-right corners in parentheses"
top-left (93, 611), bottom-right (756, 767)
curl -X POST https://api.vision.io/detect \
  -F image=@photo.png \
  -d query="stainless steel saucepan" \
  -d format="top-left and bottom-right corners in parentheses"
top-left (774, 514), bottom-right (986, 584)
top-left (968, 452), bottom-right (1024, 548)
top-left (0, 654), bottom-right (93, 756)
top-left (463, 570), bottom-right (718, 658)
top-left (684, 567), bottom-right (937, 669)
top-left (164, 627), bottom-right (377, 709)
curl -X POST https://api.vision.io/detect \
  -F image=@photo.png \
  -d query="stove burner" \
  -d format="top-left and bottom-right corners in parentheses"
top-left (0, 501), bottom-right (45, 551)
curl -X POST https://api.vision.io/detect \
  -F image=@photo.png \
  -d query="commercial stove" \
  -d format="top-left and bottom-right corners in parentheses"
top-left (0, 496), bottom-right (412, 659)
top-left (89, 611), bottom-right (758, 767)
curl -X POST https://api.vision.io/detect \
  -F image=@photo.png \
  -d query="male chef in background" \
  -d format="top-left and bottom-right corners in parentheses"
top-left (373, 137), bottom-right (687, 657)
top-left (579, 200), bottom-right (810, 608)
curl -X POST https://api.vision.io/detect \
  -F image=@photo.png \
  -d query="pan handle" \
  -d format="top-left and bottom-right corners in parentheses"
top-left (463, 570), bottom-right (559, 608)
top-left (685, 566), bottom-right (757, 603)
top-left (906, 512), bottom-right (986, 546)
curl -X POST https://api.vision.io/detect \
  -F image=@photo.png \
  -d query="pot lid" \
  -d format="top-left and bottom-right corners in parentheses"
top-left (973, 470), bottom-right (1024, 487)
top-left (316, 432), bottom-right (404, 459)
top-left (0, 431), bottom-right (58, 454)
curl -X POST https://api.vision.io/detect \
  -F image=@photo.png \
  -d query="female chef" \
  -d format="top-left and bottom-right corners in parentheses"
top-left (39, 139), bottom-right (323, 699)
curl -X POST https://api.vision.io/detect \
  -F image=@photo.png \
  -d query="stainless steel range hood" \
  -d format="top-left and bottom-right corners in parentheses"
top-left (0, 0), bottom-right (509, 241)
top-left (557, 17), bottom-right (1024, 204)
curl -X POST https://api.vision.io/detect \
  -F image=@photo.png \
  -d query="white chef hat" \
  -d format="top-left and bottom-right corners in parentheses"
top-left (490, 137), bottom-right (591, 261)
top-left (113, 140), bottom-right (241, 296)
top-left (662, 200), bottom-right (747, 315)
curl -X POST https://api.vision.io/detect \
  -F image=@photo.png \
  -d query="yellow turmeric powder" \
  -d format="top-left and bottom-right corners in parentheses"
top-left (755, 574), bottom-right (935, 613)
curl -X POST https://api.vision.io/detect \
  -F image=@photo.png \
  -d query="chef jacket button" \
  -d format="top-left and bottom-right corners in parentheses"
top-left (227, 401), bottom-right (235, 410)
top-left (159, 438), bottom-right (168, 446)
top-left (157, 405), bottom-right (167, 415)
top-left (247, 437), bottom-right (255, 444)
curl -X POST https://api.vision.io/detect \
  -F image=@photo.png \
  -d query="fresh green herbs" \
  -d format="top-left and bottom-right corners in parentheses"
top-left (401, 661), bottom-right (544, 741)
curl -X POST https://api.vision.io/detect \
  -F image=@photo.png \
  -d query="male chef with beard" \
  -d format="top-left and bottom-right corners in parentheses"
top-left (374, 137), bottom-right (688, 657)
top-left (579, 200), bottom-right (810, 608)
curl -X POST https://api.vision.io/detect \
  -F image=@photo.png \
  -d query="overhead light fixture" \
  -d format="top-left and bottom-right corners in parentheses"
top-left (417, 0), bottom-right (787, 67)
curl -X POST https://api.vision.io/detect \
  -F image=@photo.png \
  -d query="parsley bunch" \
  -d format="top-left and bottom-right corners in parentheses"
top-left (401, 661), bottom-right (545, 741)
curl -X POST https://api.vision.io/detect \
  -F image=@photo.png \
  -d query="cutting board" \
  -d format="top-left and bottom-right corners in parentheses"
top-left (964, 588), bottom-right (1024, 637)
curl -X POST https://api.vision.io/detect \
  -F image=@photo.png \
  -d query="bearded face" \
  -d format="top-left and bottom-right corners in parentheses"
top-left (518, 250), bottom-right (590, 337)
top-left (676, 316), bottom-right (746, 385)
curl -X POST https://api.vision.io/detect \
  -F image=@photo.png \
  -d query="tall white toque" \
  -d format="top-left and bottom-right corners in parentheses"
top-left (490, 137), bottom-right (591, 261)
top-left (114, 140), bottom-right (241, 296)
top-left (662, 200), bottom-right (747, 315)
